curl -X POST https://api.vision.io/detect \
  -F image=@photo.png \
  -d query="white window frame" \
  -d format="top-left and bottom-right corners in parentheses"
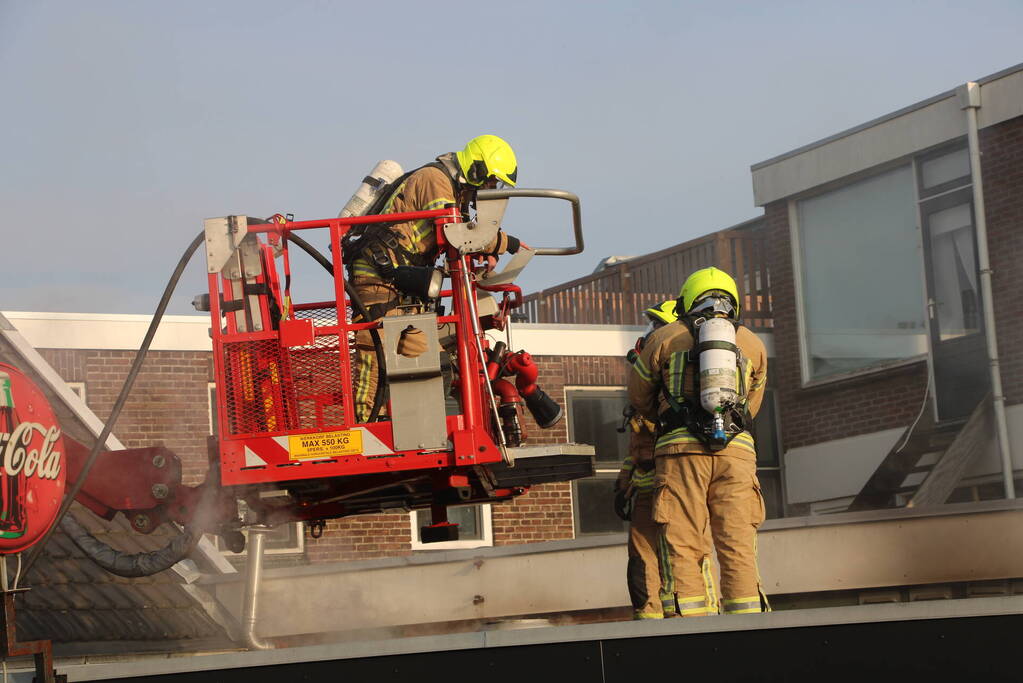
top-left (409, 504), bottom-right (493, 550)
top-left (565, 385), bottom-right (629, 473)
top-left (565, 385), bottom-right (630, 536)
top-left (207, 381), bottom-right (304, 556)
top-left (212, 519), bottom-right (306, 556)
top-left (207, 382), bottom-right (217, 434)
top-left (788, 163), bottom-right (929, 388)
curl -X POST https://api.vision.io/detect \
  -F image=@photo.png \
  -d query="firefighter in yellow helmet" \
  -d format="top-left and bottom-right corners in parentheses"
top-left (615, 300), bottom-right (678, 618)
top-left (627, 267), bottom-right (770, 616)
top-left (348, 135), bottom-right (524, 422)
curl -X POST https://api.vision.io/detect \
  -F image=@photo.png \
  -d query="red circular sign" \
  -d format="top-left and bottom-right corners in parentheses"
top-left (0, 363), bottom-right (67, 554)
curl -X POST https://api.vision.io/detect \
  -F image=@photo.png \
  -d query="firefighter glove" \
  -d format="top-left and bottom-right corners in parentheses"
top-left (397, 326), bottom-right (428, 358)
top-left (613, 487), bottom-right (633, 521)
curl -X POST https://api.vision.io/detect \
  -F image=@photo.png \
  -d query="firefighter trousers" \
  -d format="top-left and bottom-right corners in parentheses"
top-left (351, 282), bottom-right (401, 423)
top-left (628, 492), bottom-right (677, 619)
top-left (652, 453), bottom-right (768, 616)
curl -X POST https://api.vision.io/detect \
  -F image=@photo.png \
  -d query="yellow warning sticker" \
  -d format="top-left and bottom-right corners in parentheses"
top-left (288, 430), bottom-right (363, 460)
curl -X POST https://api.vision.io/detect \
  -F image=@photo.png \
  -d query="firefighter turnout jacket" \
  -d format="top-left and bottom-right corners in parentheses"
top-left (350, 154), bottom-right (513, 285)
top-left (627, 320), bottom-right (767, 459)
top-left (627, 318), bottom-right (770, 616)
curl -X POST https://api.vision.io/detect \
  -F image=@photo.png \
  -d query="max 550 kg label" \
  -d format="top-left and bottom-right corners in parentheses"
top-left (288, 430), bottom-right (363, 460)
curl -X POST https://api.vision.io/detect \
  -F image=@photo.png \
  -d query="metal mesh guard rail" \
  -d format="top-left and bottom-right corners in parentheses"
top-left (222, 306), bottom-right (350, 437)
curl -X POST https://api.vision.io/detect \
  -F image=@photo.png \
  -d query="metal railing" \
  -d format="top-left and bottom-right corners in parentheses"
top-left (521, 219), bottom-right (772, 329)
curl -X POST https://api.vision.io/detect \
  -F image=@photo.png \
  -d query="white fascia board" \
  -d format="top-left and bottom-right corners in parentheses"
top-left (752, 94), bottom-right (964, 206)
top-left (504, 324), bottom-right (774, 358)
top-left (751, 66), bottom-right (1023, 206)
top-left (2, 311), bottom-right (212, 351)
top-left (501, 323), bottom-right (645, 357)
top-left (4, 314), bottom-right (776, 359)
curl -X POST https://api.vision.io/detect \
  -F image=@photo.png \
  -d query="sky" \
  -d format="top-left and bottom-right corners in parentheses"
top-left (2, 0), bottom-right (1022, 315)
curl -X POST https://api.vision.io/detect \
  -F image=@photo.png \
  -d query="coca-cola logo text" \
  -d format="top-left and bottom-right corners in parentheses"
top-left (1, 423), bottom-right (62, 480)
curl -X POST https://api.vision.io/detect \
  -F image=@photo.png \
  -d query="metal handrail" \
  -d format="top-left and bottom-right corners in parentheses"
top-left (477, 188), bottom-right (584, 256)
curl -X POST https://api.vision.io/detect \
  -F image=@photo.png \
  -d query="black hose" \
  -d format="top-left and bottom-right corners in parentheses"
top-left (287, 233), bottom-right (387, 421)
top-left (60, 510), bottom-right (201, 578)
top-left (23, 231), bottom-right (206, 577)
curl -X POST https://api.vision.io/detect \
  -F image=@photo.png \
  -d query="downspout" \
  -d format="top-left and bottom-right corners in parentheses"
top-left (959, 81), bottom-right (1016, 499)
top-left (242, 526), bottom-right (273, 649)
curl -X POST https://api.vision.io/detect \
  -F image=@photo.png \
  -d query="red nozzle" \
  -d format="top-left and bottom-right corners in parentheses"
top-left (505, 351), bottom-right (539, 396)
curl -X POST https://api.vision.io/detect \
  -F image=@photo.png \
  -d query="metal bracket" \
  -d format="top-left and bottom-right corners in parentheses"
top-left (442, 220), bottom-right (500, 256)
top-left (382, 314), bottom-right (447, 451)
top-left (205, 215), bottom-right (250, 275)
top-left (479, 246), bottom-right (535, 286)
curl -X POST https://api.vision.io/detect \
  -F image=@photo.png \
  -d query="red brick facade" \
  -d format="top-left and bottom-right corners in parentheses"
top-left (39, 349), bottom-right (213, 485)
top-left (36, 346), bottom-right (626, 563)
top-left (764, 112), bottom-right (1023, 451)
top-left (982, 115), bottom-right (1023, 407)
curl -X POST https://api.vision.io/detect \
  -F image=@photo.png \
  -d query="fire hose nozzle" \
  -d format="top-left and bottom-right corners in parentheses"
top-left (524, 387), bottom-right (562, 429)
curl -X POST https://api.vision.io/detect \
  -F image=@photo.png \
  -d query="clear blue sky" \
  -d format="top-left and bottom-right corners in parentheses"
top-left (2, 0), bottom-right (1021, 314)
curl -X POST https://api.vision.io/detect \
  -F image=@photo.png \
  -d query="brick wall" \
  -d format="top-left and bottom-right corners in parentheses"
top-left (484, 353), bottom-right (633, 546)
top-left (981, 115), bottom-right (1023, 406)
top-left (762, 201), bottom-right (930, 450)
top-left (304, 514), bottom-right (412, 563)
top-left (37, 346), bottom-right (620, 563)
top-left (763, 112), bottom-right (1023, 447)
top-left (38, 349), bottom-right (213, 484)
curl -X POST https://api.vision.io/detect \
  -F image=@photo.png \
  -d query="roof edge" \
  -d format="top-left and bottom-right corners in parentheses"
top-left (750, 61), bottom-right (1023, 172)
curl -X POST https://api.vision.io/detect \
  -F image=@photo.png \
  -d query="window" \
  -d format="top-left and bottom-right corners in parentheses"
top-left (794, 165), bottom-right (927, 381)
top-left (752, 387), bottom-right (785, 520)
top-left (917, 143), bottom-right (971, 198)
top-left (208, 383), bottom-right (217, 435)
top-left (213, 503), bottom-right (306, 555)
top-left (567, 388), bottom-right (630, 536)
top-left (208, 382), bottom-right (304, 555)
top-left (410, 504), bottom-right (493, 550)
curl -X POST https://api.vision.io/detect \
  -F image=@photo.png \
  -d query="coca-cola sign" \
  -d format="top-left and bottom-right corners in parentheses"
top-left (0, 363), bottom-right (66, 554)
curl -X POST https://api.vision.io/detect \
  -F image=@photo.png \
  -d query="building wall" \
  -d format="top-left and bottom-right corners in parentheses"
top-left (982, 115), bottom-right (1023, 407)
top-left (35, 346), bottom-right (622, 563)
top-left (38, 349), bottom-right (214, 485)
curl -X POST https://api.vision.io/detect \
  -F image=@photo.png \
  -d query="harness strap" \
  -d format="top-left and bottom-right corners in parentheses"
top-left (694, 340), bottom-right (738, 354)
top-left (343, 161), bottom-right (458, 281)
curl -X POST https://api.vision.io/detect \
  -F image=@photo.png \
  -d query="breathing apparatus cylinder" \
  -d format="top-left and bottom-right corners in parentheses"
top-left (697, 318), bottom-right (738, 442)
top-left (338, 160), bottom-right (404, 218)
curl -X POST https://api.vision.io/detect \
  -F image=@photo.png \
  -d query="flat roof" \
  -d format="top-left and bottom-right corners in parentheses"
top-left (33, 596), bottom-right (1023, 681)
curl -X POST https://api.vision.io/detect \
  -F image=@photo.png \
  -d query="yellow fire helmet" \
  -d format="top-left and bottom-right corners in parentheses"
top-left (456, 134), bottom-right (518, 187)
top-left (678, 267), bottom-right (740, 318)
top-left (644, 299), bottom-right (677, 326)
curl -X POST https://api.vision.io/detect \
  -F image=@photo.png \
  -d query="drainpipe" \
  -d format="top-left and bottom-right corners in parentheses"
top-left (242, 526), bottom-right (273, 650)
top-left (959, 81), bottom-right (1016, 499)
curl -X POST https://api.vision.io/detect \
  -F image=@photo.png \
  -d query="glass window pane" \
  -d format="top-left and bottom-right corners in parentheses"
top-left (756, 470), bottom-right (784, 520)
top-left (567, 391), bottom-right (630, 466)
top-left (920, 147), bottom-right (970, 190)
top-left (266, 523), bottom-right (298, 550)
top-left (421, 505), bottom-right (481, 540)
top-left (797, 165), bottom-right (926, 379)
top-left (752, 388), bottom-right (779, 467)
top-left (927, 203), bottom-right (979, 340)
top-left (574, 478), bottom-right (627, 535)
